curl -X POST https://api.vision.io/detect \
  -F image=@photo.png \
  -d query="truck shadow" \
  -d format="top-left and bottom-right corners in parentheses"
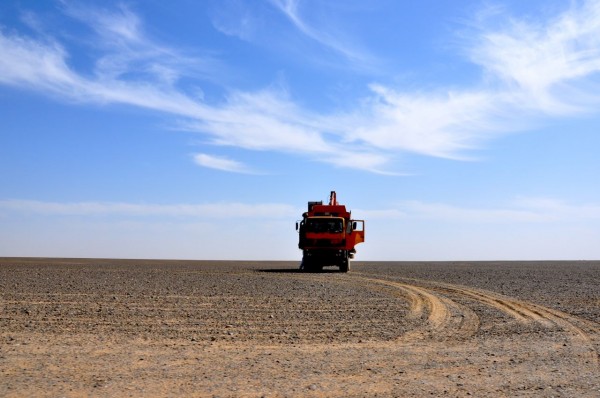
top-left (258, 268), bottom-right (342, 274)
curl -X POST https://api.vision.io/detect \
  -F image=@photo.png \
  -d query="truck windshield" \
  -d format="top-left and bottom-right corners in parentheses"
top-left (305, 218), bottom-right (343, 233)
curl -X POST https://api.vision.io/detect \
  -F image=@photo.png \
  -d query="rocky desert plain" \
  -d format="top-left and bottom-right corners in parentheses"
top-left (1, 257), bottom-right (600, 397)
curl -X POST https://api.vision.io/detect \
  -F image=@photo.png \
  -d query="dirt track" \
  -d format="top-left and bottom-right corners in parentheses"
top-left (1, 258), bottom-right (600, 397)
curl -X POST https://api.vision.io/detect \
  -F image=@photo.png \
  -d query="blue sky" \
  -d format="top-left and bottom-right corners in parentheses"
top-left (1, 0), bottom-right (600, 261)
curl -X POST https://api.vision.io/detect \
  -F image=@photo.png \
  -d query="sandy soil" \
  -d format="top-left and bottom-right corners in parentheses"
top-left (1, 258), bottom-right (600, 397)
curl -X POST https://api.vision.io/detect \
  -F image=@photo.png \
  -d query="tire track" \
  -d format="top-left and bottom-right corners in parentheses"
top-left (352, 276), bottom-right (480, 340)
top-left (430, 281), bottom-right (600, 367)
top-left (352, 273), bottom-right (600, 370)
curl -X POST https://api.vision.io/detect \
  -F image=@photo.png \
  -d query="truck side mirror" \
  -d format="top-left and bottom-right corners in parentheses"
top-left (296, 222), bottom-right (299, 231)
top-left (352, 222), bottom-right (357, 230)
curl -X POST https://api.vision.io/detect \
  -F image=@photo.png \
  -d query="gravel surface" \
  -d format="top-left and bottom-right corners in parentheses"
top-left (1, 258), bottom-right (600, 397)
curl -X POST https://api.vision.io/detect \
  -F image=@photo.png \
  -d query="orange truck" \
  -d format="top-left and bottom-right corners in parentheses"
top-left (296, 191), bottom-right (365, 272)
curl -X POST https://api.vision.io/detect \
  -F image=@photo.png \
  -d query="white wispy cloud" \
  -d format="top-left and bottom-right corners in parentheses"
top-left (396, 200), bottom-right (552, 223)
top-left (468, 0), bottom-right (600, 114)
top-left (0, 6), bottom-right (389, 173)
top-left (212, 0), bottom-right (378, 71)
top-left (4, 196), bottom-right (597, 224)
top-left (62, 3), bottom-right (225, 86)
top-left (0, 199), bottom-right (298, 219)
top-left (64, 2), bottom-right (143, 45)
top-left (2, 2), bottom-right (600, 173)
top-left (210, 0), bottom-right (260, 41)
top-left (360, 197), bottom-right (600, 223)
top-left (340, 86), bottom-right (507, 159)
top-left (193, 153), bottom-right (256, 173)
top-left (267, 0), bottom-right (375, 67)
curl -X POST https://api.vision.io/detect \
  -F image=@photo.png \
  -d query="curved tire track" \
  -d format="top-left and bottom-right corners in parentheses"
top-left (431, 281), bottom-right (600, 368)
top-left (353, 276), bottom-right (480, 340)
top-left (352, 273), bottom-right (600, 369)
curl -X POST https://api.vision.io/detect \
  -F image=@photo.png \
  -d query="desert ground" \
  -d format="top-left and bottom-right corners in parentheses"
top-left (1, 258), bottom-right (600, 397)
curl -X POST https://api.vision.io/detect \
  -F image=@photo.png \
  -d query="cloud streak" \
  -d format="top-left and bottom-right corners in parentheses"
top-left (360, 197), bottom-right (600, 223)
top-left (2, 2), bottom-right (600, 173)
top-left (468, 0), bottom-right (600, 114)
top-left (3, 196), bottom-right (599, 224)
top-left (268, 0), bottom-right (376, 68)
top-left (193, 153), bottom-right (257, 173)
top-left (0, 199), bottom-right (298, 219)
